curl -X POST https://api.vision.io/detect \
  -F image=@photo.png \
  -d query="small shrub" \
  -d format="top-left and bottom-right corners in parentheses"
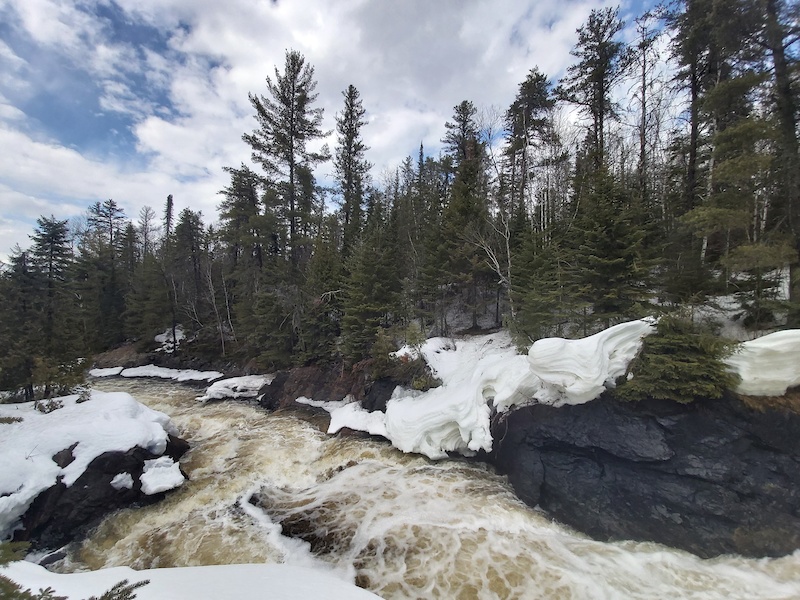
top-left (615, 314), bottom-right (740, 404)
top-left (34, 399), bottom-right (63, 414)
top-left (0, 416), bottom-right (23, 424)
top-left (75, 386), bottom-right (92, 404)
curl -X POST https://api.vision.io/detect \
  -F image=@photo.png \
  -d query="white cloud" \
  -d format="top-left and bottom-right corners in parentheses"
top-left (0, 0), bottom-right (648, 261)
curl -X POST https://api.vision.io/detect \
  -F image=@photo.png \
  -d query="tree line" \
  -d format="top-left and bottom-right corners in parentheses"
top-left (1, 0), bottom-right (798, 398)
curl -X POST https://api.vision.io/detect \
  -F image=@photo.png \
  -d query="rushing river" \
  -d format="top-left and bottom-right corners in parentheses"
top-left (51, 378), bottom-right (800, 599)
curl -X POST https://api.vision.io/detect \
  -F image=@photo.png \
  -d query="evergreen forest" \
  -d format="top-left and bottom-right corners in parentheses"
top-left (2, 1), bottom-right (799, 399)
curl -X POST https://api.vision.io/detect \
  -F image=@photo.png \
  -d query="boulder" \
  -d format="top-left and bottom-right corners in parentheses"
top-left (13, 435), bottom-right (189, 551)
top-left (489, 393), bottom-right (800, 558)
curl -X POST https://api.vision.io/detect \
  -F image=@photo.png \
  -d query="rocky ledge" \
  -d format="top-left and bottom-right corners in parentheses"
top-left (13, 435), bottom-right (189, 551)
top-left (488, 392), bottom-right (800, 558)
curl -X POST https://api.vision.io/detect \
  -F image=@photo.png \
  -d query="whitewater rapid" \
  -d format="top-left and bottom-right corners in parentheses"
top-left (51, 378), bottom-right (800, 600)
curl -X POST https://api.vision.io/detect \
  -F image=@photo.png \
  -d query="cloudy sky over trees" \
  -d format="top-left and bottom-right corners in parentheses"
top-left (0, 0), bottom-right (650, 260)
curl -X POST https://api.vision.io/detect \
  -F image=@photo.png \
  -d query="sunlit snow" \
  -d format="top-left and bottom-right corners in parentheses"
top-left (328, 319), bottom-right (800, 460)
top-left (1, 561), bottom-right (380, 600)
top-left (89, 365), bottom-right (223, 382)
top-left (0, 391), bottom-right (182, 539)
top-left (196, 375), bottom-right (273, 402)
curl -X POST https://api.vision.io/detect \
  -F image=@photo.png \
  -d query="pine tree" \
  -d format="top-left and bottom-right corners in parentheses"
top-left (76, 200), bottom-right (129, 349)
top-left (243, 49), bottom-right (329, 272)
top-left (557, 7), bottom-right (631, 167)
top-left (440, 101), bottom-right (491, 329)
top-left (615, 314), bottom-right (739, 404)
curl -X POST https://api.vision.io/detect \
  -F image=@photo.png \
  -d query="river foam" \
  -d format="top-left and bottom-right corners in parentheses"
top-left (53, 378), bottom-right (800, 600)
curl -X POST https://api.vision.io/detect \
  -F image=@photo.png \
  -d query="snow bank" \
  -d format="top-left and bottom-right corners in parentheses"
top-left (329, 332), bottom-right (522, 459)
top-left (725, 329), bottom-right (800, 396)
top-left (329, 321), bottom-right (657, 459)
top-left (196, 375), bottom-right (274, 402)
top-left (526, 318), bottom-right (658, 406)
top-left (87, 366), bottom-right (123, 377)
top-left (90, 364), bottom-right (223, 382)
top-left (0, 391), bottom-right (183, 539)
top-left (1, 561), bottom-right (380, 600)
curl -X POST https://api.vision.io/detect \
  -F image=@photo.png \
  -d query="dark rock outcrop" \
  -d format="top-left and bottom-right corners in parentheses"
top-left (14, 435), bottom-right (189, 550)
top-left (257, 363), bottom-right (383, 411)
top-left (489, 393), bottom-right (800, 558)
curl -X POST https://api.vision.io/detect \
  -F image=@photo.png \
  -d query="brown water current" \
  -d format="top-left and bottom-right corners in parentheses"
top-left (53, 378), bottom-right (800, 599)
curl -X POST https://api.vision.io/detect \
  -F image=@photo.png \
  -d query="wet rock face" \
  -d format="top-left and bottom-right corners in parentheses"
top-left (14, 435), bottom-right (189, 551)
top-left (489, 394), bottom-right (800, 559)
top-left (257, 364), bottom-right (373, 411)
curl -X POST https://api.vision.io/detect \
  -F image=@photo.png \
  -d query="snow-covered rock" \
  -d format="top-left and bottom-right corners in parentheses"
top-left (196, 375), bottom-right (274, 402)
top-left (526, 318), bottom-right (657, 406)
top-left (140, 456), bottom-right (185, 495)
top-left (328, 321), bottom-right (657, 460)
top-left (0, 391), bottom-right (185, 542)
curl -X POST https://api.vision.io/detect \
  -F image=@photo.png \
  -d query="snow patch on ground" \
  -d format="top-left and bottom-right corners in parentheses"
top-left (196, 375), bottom-right (274, 402)
top-left (1, 561), bottom-right (380, 600)
top-left (0, 391), bottom-right (182, 539)
top-left (154, 326), bottom-right (185, 353)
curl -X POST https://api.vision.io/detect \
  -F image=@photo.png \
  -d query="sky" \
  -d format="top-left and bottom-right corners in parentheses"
top-left (0, 0), bottom-right (652, 262)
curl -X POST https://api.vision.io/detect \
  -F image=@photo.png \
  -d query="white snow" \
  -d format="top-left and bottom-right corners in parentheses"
top-left (1, 561), bottom-right (380, 600)
top-left (87, 366), bottom-right (123, 377)
top-left (196, 375), bottom-right (274, 402)
top-left (328, 402), bottom-right (389, 438)
top-left (329, 321), bottom-right (657, 459)
top-left (525, 318), bottom-right (658, 406)
top-left (140, 456), bottom-right (185, 495)
top-left (725, 329), bottom-right (800, 396)
top-left (0, 391), bottom-right (183, 539)
top-left (329, 331), bottom-right (522, 459)
top-left (90, 364), bottom-right (223, 382)
top-left (110, 473), bottom-right (134, 491)
top-left (154, 325), bottom-right (185, 353)
top-left (295, 395), bottom-right (353, 412)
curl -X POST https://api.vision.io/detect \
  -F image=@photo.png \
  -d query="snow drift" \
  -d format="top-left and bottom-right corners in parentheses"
top-left (327, 319), bottom-right (800, 460)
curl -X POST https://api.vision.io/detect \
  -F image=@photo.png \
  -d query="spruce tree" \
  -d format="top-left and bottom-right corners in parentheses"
top-left (334, 84), bottom-right (371, 260)
top-left (569, 169), bottom-right (650, 331)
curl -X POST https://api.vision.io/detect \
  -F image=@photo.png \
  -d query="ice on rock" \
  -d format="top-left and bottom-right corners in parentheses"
top-left (328, 401), bottom-right (388, 438)
top-left (321, 318), bottom-right (800, 461)
top-left (110, 472), bottom-right (134, 490)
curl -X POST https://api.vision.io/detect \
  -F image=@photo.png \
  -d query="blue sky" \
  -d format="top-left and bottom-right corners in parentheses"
top-left (0, 0), bottom-right (653, 261)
